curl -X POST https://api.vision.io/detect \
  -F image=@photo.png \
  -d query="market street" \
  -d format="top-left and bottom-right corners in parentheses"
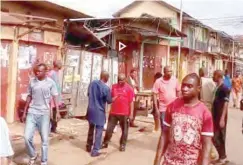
top-left (10, 108), bottom-right (243, 165)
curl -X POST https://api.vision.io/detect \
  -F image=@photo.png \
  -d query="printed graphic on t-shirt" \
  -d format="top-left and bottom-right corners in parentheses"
top-left (164, 112), bottom-right (202, 165)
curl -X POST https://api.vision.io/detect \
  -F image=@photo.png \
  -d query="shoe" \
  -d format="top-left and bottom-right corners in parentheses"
top-left (41, 162), bottom-right (48, 165)
top-left (212, 158), bottom-right (229, 165)
top-left (86, 145), bottom-right (92, 152)
top-left (91, 152), bottom-right (101, 157)
top-left (28, 154), bottom-right (38, 165)
top-left (119, 145), bottom-right (126, 152)
top-left (101, 143), bottom-right (108, 149)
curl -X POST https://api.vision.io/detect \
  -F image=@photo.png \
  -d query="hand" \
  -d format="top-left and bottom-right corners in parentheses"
top-left (154, 106), bottom-right (160, 117)
top-left (112, 96), bottom-right (119, 102)
top-left (129, 115), bottom-right (133, 121)
top-left (56, 112), bottom-right (61, 122)
top-left (219, 118), bottom-right (226, 128)
top-left (22, 113), bottom-right (27, 122)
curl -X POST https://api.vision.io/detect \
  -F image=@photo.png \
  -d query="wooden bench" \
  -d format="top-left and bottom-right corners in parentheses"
top-left (134, 92), bottom-right (154, 116)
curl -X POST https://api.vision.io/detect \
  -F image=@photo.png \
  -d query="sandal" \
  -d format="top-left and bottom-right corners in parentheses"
top-left (28, 154), bottom-right (38, 165)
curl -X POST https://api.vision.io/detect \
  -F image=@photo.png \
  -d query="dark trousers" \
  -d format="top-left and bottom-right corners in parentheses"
top-left (86, 122), bottom-right (103, 154)
top-left (50, 108), bottom-right (57, 132)
top-left (103, 114), bottom-right (129, 146)
top-left (213, 127), bottom-right (227, 159)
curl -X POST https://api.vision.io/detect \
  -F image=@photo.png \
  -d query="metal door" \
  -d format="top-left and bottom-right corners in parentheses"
top-left (75, 51), bottom-right (104, 116)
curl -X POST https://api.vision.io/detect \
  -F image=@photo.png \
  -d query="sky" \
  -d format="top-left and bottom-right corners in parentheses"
top-left (48, 0), bottom-right (243, 35)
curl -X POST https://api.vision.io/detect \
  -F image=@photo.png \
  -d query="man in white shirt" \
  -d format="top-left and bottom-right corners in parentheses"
top-left (199, 67), bottom-right (218, 160)
top-left (127, 69), bottom-right (139, 127)
top-left (199, 67), bottom-right (216, 110)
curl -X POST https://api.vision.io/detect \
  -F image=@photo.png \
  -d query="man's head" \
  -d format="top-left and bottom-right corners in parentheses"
top-left (53, 60), bottom-right (62, 70)
top-left (163, 66), bottom-right (172, 80)
top-left (213, 70), bottom-right (224, 83)
top-left (130, 69), bottom-right (137, 79)
top-left (34, 63), bottom-right (47, 80)
top-left (225, 69), bottom-right (229, 76)
top-left (118, 73), bottom-right (126, 86)
top-left (199, 67), bottom-right (207, 77)
top-left (100, 71), bottom-right (109, 83)
top-left (154, 72), bottom-right (162, 82)
top-left (235, 72), bottom-right (240, 78)
top-left (181, 73), bottom-right (201, 100)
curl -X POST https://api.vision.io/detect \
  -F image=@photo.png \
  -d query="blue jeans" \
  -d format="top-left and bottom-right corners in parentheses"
top-left (86, 122), bottom-right (103, 155)
top-left (160, 112), bottom-right (166, 131)
top-left (24, 113), bottom-right (50, 163)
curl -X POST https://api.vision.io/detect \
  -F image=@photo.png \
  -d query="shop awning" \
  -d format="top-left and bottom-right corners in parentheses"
top-left (64, 16), bottom-right (186, 49)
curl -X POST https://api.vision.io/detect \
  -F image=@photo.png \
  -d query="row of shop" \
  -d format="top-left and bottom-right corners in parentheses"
top-left (1, 12), bottom-right (242, 123)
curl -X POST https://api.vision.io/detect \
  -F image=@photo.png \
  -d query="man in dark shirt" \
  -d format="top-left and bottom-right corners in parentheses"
top-left (212, 70), bottom-right (230, 164)
top-left (86, 71), bottom-right (113, 157)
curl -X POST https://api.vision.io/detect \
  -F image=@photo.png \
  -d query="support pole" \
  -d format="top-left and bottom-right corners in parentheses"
top-left (139, 41), bottom-right (144, 91)
top-left (177, 0), bottom-right (183, 79)
top-left (6, 27), bottom-right (19, 123)
top-left (232, 40), bottom-right (235, 77)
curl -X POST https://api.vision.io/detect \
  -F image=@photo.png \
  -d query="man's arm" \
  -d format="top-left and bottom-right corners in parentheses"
top-left (220, 87), bottom-right (230, 128)
top-left (106, 87), bottom-right (113, 104)
top-left (220, 101), bottom-right (228, 128)
top-left (22, 82), bottom-right (33, 121)
top-left (22, 95), bottom-right (32, 121)
top-left (154, 129), bottom-right (170, 165)
top-left (50, 80), bottom-right (61, 120)
top-left (53, 95), bottom-right (59, 111)
top-left (129, 101), bottom-right (134, 120)
top-left (201, 136), bottom-right (212, 165)
top-left (154, 104), bottom-right (172, 165)
top-left (153, 93), bottom-right (160, 118)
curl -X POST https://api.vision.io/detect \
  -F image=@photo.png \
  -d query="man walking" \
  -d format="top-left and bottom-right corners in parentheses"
top-left (153, 66), bottom-right (180, 130)
top-left (154, 73), bottom-right (214, 165)
top-left (199, 67), bottom-right (217, 160)
top-left (223, 69), bottom-right (232, 90)
top-left (199, 67), bottom-right (216, 111)
top-left (48, 60), bottom-right (62, 133)
top-left (232, 72), bottom-right (243, 108)
top-left (22, 63), bottom-right (60, 165)
top-left (102, 73), bottom-right (135, 152)
top-left (127, 69), bottom-right (139, 127)
top-left (212, 70), bottom-right (230, 164)
top-left (86, 71), bottom-right (113, 157)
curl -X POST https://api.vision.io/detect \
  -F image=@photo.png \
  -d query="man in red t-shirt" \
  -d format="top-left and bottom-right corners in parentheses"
top-left (102, 73), bottom-right (135, 152)
top-left (154, 73), bottom-right (214, 165)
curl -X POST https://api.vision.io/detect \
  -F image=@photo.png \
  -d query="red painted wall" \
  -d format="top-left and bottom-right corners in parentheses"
top-left (15, 42), bottom-right (58, 120)
top-left (0, 40), bottom-right (11, 118)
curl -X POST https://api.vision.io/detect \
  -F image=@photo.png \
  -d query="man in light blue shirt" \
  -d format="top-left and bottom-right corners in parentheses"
top-left (223, 69), bottom-right (232, 90)
top-left (22, 63), bottom-right (60, 165)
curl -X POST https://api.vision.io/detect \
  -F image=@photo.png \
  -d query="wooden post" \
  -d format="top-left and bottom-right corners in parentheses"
top-left (139, 41), bottom-right (144, 91)
top-left (6, 27), bottom-right (19, 123)
top-left (167, 43), bottom-right (170, 66)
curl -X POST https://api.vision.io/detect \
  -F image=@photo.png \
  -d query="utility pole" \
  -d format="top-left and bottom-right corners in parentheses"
top-left (177, 0), bottom-right (183, 79)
